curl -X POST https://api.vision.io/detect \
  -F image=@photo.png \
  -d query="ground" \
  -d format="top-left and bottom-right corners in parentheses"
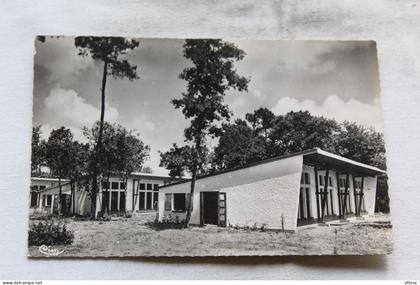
top-left (28, 213), bottom-right (392, 257)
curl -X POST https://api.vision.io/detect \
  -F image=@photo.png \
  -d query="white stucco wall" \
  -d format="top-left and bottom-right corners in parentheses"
top-left (159, 155), bottom-right (304, 231)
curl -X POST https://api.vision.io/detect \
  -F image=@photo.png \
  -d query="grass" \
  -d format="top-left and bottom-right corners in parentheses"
top-left (28, 213), bottom-right (392, 257)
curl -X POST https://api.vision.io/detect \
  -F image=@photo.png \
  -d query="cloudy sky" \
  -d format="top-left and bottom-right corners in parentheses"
top-left (33, 38), bottom-right (383, 175)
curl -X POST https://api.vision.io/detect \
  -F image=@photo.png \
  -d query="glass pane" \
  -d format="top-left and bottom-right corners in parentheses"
top-left (147, 184), bottom-right (153, 190)
top-left (153, 192), bottom-right (158, 209)
top-left (120, 192), bottom-right (125, 211)
top-left (139, 192), bottom-right (145, 210)
top-left (111, 192), bottom-right (118, 211)
top-left (139, 183), bottom-right (145, 190)
top-left (219, 201), bottom-right (225, 207)
top-left (146, 192), bottom-right (152, 209)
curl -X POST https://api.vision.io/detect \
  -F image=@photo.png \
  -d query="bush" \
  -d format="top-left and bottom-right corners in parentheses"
top-left (146, 214), bottom-right (185, 230)
top-left (28, 221), bottom-right (74, 246)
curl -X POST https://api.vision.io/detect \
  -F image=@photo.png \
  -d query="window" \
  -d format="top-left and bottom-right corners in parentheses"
top-left (111, 182), bottom-right (119, 189)
top-left (139, 183), bottom-right (145, 190)
top-left (45, 195), bottom-right (52, 207)
top-left (154, 184), bottom-right (159, 191)
top-left (120, 182), bottom-right (126, 189)
top-left (120, 192), bottom-right (126, 211)
top-left (147, 183), bottom-right (153, 190)
top-left (31, 185), bottom-right (39, 191)
top-left (30, 192), bottom-right (38, 207)
top-left (146, 192), bottom-right (152, 209)
top-left (301, 172), bottom-right (310, 185)
top-left (139, 192), bottom-right (145, 210)
top-left (111, 192), bottom-right (118, 211)
top-left (164, 194), bottom-right (172, 211)
top-left (39, 185), bottom-right (46, 190)
top-left (153, 192), bottom-right (158, 210)
top-left (173, 193), bottom-right (186, 211)
top-left (319, 175), bottom-right (324, 186)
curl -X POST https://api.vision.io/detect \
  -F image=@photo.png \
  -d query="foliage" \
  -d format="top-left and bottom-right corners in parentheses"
top-left (83, 121), bottom-right (150, 213)
top-left (213, 119), bottom-right (266, 170)
top-left (28, 221), bottom-right (74, 246)
top-left (334, 121), bottom-right (386, 169)
top-left (145, 214), bottom-right (185, 230)
top-left (75, 36), bottom-right (140, 81)
top-left (75, 36), bottom-right (140, 219)
top-left (160, 39), bottom-right (250, 226)
top-left (31, 126), bottom-right (46, 176)
top-left (245, 107), bottom-right (275, 138)
top-left (45, 127), bottom-right (89, 215)
top-left (269, 111), bottom-right (340, 156)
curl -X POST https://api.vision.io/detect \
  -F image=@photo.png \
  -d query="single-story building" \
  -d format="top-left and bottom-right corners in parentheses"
top-left (29, 177), bottom-right (70, 215)
top-left (30, 173), bottom-right (184, 216)
top-left (158, 148), bottom-right (386, 232)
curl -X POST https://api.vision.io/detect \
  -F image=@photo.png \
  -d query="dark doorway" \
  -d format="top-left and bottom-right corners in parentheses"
top-left (201, 192), bottom-right (219, 225)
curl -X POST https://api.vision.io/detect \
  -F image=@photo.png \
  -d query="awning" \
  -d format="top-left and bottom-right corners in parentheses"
top-left (303, 148), bottom-right (386, 177)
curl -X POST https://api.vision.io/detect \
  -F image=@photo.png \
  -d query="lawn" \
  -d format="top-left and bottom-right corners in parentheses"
top-left (28, 213), bottom-right (392, 257)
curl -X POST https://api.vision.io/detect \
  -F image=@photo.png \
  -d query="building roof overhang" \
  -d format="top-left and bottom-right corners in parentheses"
top-left (303, 148), bottom-right (386, 177)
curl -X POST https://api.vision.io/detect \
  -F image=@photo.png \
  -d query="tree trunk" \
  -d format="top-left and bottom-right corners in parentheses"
top-left (184, 164), bottom-right (197, 228)
top-left (184, 136), bottom-right (202, 228)
top-left (90, 59), bottom-right (108, 220)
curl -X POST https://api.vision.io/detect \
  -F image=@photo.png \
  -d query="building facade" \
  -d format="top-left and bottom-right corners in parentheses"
top-left (158, 148), bottom-right (385, 231)
top-left (31, 173), bottom-right (184, 216)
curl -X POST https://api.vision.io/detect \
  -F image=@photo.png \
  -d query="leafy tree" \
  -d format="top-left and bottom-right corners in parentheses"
top-left (245, 107), bottom-right (275, 138)
top-left (67, 141), bottom-right (90, 215)
top-left (83, 121), bottom-right (119, 215)
top-left (114, 125), bottom-right (150, 212)
top-left (161, 39), bottom-right (249, 227)
top-left (269, 111), bottom-right (339, 155)
top-left (31, 126), bottom-right (46, 176)
top-left (213, 119), bottom-right (266, 170)
top-left (334, 121), bottom-right (386, 168)
top-left (75, 37), bottom-right (140, 219)
top-left (45, 127), bottom-right (75, 215)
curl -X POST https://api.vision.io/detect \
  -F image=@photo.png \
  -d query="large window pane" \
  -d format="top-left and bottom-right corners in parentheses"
top-left (120, 192), bottom-right (125, 211)
top-left (139, 192), bottom-right (145, 210)
top-left (111, 192), bottom-right (118, 211)
top-left (146, 192), bottom-right (152, 209)
top-left (173, 193), bottom-right (186, 211)
top-left (153, 192), bottom-right (158, 209)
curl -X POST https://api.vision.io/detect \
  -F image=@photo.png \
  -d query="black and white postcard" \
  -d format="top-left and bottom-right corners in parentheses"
top-left (28, 37), bottom-right (392, 257)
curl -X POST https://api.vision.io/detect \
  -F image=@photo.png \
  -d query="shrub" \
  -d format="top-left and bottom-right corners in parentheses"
top-left (28, 221), bottom-right (74, 246)
top-left (146, 214), bottom-right (185, 230)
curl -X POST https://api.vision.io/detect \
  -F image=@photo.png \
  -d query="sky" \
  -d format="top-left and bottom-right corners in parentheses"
top-left (33, 38), bottom-right (384, 175)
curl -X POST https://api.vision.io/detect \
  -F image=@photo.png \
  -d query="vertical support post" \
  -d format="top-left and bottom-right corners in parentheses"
top-left (342, 173), bottom-right (350, 217)
top-left (336, 171), bottom-right (342, 219)
top-left (353, 175), bottom-right (358, 216)
top-left (358, 176), bottom-right (365, 215)
top-left (321, 169), bottom-right (330, 222)
top-left (314, 166), bottom-right (320, 222)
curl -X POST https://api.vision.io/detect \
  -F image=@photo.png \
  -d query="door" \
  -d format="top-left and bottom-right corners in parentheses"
top-left (201, 192), bottom-right (219, 225)
top-left (218, 192), bottom-right (226, 227)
